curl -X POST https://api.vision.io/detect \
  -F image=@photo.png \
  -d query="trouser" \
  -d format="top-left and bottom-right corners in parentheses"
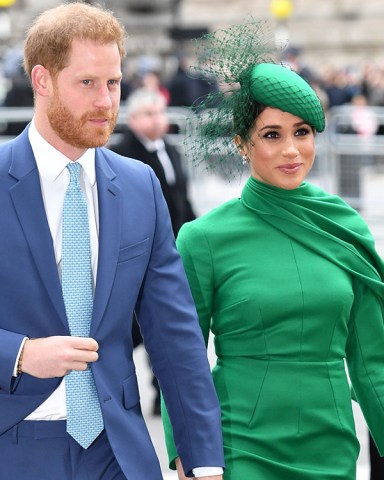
top-left (0, 420), bottom-right (126, 480)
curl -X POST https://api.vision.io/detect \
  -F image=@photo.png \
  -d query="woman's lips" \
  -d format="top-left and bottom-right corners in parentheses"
top-left (278, 163), bottom-right (302, 174)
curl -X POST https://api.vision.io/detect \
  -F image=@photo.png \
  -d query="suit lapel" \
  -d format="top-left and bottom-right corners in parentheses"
top-left (10, 136), bottom-right (123, 334)
top-left (91, 150), bottom-right (122, 333)
top-left (9, 131), bottom-right (68, 328)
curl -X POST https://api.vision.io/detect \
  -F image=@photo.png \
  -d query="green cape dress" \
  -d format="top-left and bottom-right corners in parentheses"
top-left (162, 176), bottom-right (384, 479)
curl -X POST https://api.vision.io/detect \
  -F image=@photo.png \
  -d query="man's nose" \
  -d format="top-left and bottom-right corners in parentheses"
top-left (94, 85), bottom-right (113, 109)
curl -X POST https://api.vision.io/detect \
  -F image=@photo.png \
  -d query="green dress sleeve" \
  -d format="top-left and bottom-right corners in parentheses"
top-left (346, 279), bottom-right (384, 454)
top-left (161, 221), bottom-right (214, 469)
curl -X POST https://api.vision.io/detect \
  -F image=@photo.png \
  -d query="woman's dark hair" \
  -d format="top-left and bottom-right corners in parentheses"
top-left (233, 93), bottom-right (268, 140)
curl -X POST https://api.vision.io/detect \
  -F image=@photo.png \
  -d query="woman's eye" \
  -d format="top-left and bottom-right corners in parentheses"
top-left (263, 130), bottom-right (280, 140)
top-left (296, 127), bottom-right (311, 136)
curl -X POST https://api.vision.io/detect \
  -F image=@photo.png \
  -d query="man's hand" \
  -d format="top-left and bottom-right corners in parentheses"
top-left (20, 336), bottom-right (99, 378)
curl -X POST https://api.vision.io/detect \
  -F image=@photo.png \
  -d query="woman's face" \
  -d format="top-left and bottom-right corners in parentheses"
top-left (238, 107), bottom-right (316, 190)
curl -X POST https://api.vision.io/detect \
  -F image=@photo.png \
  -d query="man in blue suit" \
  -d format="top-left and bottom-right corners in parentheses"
top-left (0, 3), bottom-right (224, 479)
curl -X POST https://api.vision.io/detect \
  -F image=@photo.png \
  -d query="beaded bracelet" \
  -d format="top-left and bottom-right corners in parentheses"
top-left (16, 343), bottom-right (25, 376)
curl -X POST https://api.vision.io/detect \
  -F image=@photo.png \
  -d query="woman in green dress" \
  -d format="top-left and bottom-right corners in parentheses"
top-left (162, 23), bottom-right (384, 480)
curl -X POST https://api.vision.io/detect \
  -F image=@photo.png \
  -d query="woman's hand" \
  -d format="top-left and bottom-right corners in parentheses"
top-left (175, 457), bottom-right (223, 480)
top-left (175, 457), bottom-right (191, 480)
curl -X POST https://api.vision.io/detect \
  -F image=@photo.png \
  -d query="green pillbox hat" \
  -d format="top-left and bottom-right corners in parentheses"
top-left (250, 63), bottom-right (325, 132)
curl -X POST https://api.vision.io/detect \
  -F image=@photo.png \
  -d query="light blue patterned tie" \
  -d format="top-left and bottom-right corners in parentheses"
top-left (62, 161), bottom-right (104, 449)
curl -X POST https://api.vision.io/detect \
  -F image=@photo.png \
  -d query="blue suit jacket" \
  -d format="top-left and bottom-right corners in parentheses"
top-left (0, 126), bottom-right (224, 478)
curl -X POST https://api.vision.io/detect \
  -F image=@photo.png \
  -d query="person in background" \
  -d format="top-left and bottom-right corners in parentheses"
top-left (127, 55), bottom-right (171, 105)
top-left (0, 3), bottom-right (224, 479)
top-left (111, 88), bottom-right (195, 236)
top-left (281, 45), bottom-right (314, 85)
top-left (138, 56), bottom-right (171, 105)
top-left (167, 50), bottom-right (220, 111)
top-left (1, 48), bottom-right (34, 135)
top-left (162, 20), bottom-right (384, 480)
top-left (109, 87), bottom-right (196, 415)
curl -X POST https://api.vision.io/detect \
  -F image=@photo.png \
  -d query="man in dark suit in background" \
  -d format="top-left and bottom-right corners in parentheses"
top-left (110, 88), bottom-right (196, 415)
top-left (110, 88), bottom-right (196, 237)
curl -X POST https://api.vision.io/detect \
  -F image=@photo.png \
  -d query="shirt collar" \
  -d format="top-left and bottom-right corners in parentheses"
top-left (137, 133), bottom-right (165, 153)
top-left (29, 119), bottom-right (96, 185)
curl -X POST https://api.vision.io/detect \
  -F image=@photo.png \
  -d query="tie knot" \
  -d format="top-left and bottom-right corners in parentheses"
top-left (67, 162), bottom-right (81, 185)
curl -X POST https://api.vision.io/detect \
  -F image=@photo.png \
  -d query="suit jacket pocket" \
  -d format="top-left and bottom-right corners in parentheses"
top-left (118, 238), bottom-right (149, 264)
top-left (122, 373), bottom-right (140, 409)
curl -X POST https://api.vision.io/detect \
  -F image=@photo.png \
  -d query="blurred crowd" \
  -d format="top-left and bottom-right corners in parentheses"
top-left (2, 44), bottom-right (384, 135)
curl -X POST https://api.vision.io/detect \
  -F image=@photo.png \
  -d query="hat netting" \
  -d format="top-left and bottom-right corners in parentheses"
top-left (182, 18), bottom-right (324, 178)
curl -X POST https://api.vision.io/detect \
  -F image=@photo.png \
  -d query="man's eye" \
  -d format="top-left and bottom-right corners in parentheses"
top-left (82, 80), bottom-right (91, 85)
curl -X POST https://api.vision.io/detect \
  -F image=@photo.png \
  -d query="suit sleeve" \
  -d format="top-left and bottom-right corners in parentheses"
top-left (346, 280), bottom-right (384, 455)
top-left (161, 220), bottom-right (216, 469)
top-left (0, 329), bottom-right (26, 392)
top-left (135, 170), bottom-right (224, 476)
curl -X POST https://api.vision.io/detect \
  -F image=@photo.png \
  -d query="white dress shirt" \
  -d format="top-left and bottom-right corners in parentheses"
top-left (23, 119), bottom-right (99, 421)
top-left (139, 135), bottom-right (176, 185)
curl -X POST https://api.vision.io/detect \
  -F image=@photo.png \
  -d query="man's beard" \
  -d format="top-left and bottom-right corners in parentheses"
top-left (47, 91), bottom-right (117, 149)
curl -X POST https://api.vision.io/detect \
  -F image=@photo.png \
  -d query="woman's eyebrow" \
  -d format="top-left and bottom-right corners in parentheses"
top-left (258, 120), bottom-right (309, 132)
top-left (258, 124), bottom-right (282, 132)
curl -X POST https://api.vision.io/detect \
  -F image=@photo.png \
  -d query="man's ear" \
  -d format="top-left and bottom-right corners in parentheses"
top-left (31, 65), bottom-right (52, 97)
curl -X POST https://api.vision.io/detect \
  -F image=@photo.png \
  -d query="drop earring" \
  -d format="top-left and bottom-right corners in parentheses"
top-left (242, 154), bottom-right (249, 166)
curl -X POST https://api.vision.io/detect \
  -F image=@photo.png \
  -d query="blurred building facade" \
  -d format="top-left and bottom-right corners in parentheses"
top-left (1, 0), bottom-right (384, 70)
